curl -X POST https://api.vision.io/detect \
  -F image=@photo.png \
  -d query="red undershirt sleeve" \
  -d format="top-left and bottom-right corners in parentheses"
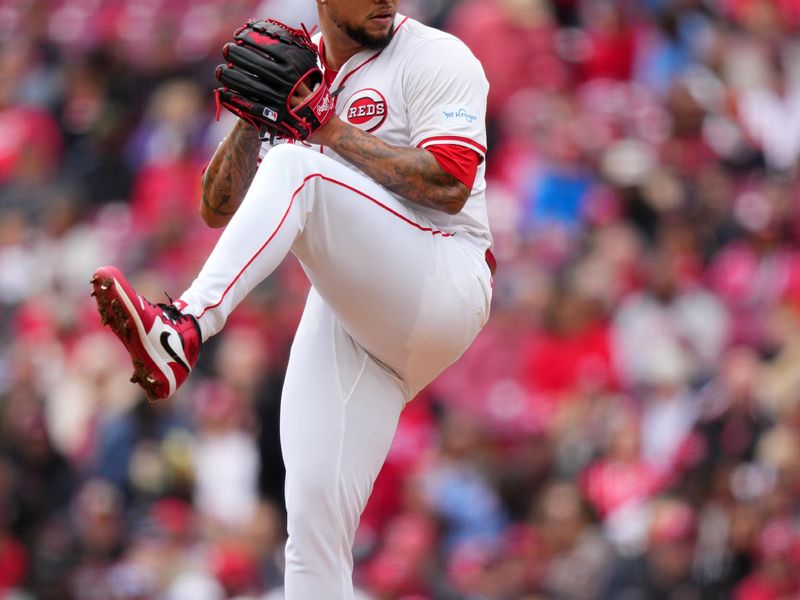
top-left (424, 143), bottom-right (481, 190)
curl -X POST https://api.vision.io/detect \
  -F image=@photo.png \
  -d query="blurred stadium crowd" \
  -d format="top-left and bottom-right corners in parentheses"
top-left (2, 0), bottom-right (800, 598)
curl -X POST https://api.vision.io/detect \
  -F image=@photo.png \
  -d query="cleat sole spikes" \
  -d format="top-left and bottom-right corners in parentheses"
top-left (131, 360), bottom-right (159, 401)
top-left (91, 271), bottom-right (163, 401)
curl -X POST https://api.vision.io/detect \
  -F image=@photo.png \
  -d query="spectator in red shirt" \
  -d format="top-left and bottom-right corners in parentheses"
top-left (521, 283), bottom-right (618, 408)
top-left (581, 411), bottom-right (664, 522)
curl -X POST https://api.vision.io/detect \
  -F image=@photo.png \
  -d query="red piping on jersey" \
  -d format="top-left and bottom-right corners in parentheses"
top-left (318, 38), bottom-right (340, 88)
top-left (318, 37), bottom-right (331, 72)
top-left (418, 135), bottom-right (487, 155)
top-left (195, 170), bottom-right (453, 319)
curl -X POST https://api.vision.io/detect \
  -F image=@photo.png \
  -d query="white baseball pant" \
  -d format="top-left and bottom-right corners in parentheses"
top-left (179, 143), bottom-right (492, 599)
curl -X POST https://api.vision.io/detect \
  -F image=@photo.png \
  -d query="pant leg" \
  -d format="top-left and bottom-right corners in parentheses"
top-left (179, 143), bottom-right (491, 394)
top-left (178, 144), bottom-right (491, 598)
top-left (280, 288), bottom-right (405, 600)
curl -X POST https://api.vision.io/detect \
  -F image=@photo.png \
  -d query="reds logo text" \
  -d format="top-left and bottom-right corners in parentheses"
top-left (341, 88), bottom-right (388, 133)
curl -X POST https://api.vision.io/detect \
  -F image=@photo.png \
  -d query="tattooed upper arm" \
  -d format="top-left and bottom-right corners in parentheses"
top-left (384, 150), bottom-right (469, 214)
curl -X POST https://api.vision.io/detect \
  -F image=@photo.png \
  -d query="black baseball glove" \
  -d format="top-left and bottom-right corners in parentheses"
top-left (215, 19), bottom-right (335, 142)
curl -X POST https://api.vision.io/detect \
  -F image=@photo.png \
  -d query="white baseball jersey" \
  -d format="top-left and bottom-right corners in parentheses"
top-left (260, 14), bottom-right (492, 248)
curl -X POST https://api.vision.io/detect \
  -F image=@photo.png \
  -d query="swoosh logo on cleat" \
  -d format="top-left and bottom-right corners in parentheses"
top-left (160, 332), bottom-right (190, 372)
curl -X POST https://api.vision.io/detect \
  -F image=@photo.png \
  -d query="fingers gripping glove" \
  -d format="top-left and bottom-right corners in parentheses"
top-left (215, 19), bottom-right (335, 142)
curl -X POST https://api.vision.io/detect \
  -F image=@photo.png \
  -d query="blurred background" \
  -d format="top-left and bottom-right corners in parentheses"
top-left (2, 0), bottom-right (800, 598)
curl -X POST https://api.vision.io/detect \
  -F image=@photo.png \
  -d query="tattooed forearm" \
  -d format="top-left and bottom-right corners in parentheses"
top-left (200, 120), bottom-right (262, 227)
top-left (319, 118), bottom-right (469, 214)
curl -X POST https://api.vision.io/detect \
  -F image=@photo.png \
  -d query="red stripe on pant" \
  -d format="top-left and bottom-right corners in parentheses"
top-left (485, 248), bottom-right (497, 276)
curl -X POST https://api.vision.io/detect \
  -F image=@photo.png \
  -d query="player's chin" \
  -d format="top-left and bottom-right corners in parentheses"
top-left (364, 29), bottom-right (393, 50)
top-left (346, 20), bottom-right (394, 51)
top-left (365, 19), bottom-right (394, 41)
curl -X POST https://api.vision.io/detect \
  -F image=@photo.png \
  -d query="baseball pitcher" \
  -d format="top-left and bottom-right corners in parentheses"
top-left (91, 1), bottom-right (493, 597)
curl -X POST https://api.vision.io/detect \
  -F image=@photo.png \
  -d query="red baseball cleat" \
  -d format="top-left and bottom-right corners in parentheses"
top-left (90, 265), bottom-right (202, 401)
